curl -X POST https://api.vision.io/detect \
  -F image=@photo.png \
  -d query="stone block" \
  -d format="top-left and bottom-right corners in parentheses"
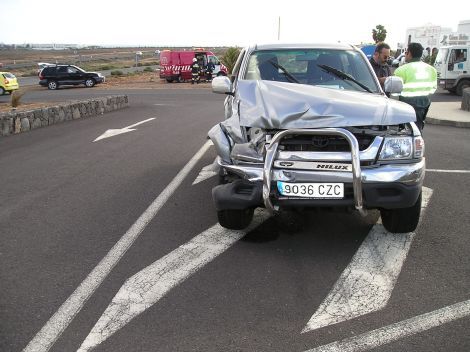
top-left (462, 87), bottom-right (470, 111)
top-left (20, 117), bottom-right (31, 131)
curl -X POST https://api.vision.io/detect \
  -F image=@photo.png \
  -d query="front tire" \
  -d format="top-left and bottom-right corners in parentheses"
top-left (166, 78), bottom-right (174, 83)
top-left (217, 208), bottom-right (254, 230)
top-left (85, 78), bottom-right (95, 88)
top-left (48, 81), bottom-right (58, 90)
top-left (0, 87), bottom-right (5, 95)
top-left (380, 192), bottom-right (422, 233)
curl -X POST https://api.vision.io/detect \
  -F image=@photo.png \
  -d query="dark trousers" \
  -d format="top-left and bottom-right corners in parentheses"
top-left (399, 96), bottom-right (431, 131)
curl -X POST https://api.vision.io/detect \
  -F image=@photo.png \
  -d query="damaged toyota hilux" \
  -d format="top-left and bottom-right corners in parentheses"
top-left (208, 43), bottom-right (425, 233)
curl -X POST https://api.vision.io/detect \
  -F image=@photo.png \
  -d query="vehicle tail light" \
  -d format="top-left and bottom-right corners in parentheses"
top-left (39, 74), bottom-right (44, 80)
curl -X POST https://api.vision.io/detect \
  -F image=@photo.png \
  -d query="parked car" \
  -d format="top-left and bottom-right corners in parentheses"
top-left (208, 43), bottom-right (425, 233)
top-left (391, 53), bottom-right (406, 68)
top-left (38, 64), bottom-right (105, 90)
top-left (37, 62), bottom-right (54, 74)
top-left (0, 72), bottom-right (19, 95)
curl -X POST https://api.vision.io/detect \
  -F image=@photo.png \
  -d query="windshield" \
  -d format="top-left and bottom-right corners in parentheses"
top-left (243, 49), bottom-right (379, 93)
top-left (435, 48), bottom-right (448, 64)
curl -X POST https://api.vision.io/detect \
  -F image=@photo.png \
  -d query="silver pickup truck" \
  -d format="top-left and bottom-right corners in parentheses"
top-left (208, 43), bottom-right (425, 233)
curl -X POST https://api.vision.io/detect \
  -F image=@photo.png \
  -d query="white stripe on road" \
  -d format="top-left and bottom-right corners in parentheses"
top-left (426, 169), bottom-right (470, 173)
top-left (305, 299), bottom-right (470, 352)
top-left (77, 210), bottom-right (270, 352)
top-left (302, 187), bottom-right (433, 333)
top-left (23, 140), bottom-right (213, 352)
top-left (192, 157), bottom-right (218, 185)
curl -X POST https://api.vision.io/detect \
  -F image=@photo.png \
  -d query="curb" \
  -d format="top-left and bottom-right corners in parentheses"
top-left (426, 117), bottom-right (470, 128)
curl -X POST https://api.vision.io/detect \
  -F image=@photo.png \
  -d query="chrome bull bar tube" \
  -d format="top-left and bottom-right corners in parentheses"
top-left (263, 128), bottom-right (367, 216)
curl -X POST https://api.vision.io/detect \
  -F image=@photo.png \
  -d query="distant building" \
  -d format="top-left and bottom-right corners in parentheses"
top-left (404, 20), bottom-right (470, 54)
top-left (29, 43), bottom-right (81, 50)
top-left (405, 23), bottom-right (452, 52)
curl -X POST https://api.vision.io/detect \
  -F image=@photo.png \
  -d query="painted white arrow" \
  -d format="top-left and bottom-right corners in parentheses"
top-left (93, 118), bottom-right (156, 142)
top-left (77, 209), bottom-right (270, 352)
top-left (302, 186), bottom-right (433, 333)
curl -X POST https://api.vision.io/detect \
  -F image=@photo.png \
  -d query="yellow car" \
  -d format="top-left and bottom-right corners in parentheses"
top-left (0, 72), bottom-right (19, 95)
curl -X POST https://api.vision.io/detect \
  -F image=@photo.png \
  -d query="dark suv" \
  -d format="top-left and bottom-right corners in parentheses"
top-left (39, 65), bottom-right (105, 90)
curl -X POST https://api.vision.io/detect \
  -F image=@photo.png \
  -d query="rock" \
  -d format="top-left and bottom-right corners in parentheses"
top-left (20, 117), bottom-right (31, 131)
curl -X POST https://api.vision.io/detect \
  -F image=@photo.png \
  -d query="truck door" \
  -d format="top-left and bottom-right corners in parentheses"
top-left (447, 48), bottom-right (468, 76)
top-left (208, 55), bottom-right (221, 75)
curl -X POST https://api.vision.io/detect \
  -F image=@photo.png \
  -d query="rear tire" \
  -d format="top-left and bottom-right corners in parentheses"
top-left (166, 78), bottom-right (174, 83)
top-left (380, 192), bottom-right (422, 233)
top-left (48, 81), bottom-right (58, 90)
top-left (217, 208), bottom-right (254, 230)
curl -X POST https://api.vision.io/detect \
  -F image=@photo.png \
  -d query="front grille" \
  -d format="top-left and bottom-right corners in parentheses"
top-left (279, 134), bottom-right (374, 152)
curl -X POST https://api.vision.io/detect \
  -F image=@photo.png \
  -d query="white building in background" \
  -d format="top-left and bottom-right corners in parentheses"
top-left (29, 43), bottom-right (81, 50)
top-left (405, 23), bottom-right (452, 52)
top-left (403, 20), bottom-right (470, 53)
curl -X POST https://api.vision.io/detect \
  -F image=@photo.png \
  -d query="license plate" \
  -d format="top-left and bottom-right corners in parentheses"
top-left (277, 182), bottom-right (344, 198)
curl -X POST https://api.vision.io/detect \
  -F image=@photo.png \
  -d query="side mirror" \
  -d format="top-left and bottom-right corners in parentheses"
top-left (212, 76), bottom-right (232, 94)
top-left (384, 76), bottom-right (403, 94)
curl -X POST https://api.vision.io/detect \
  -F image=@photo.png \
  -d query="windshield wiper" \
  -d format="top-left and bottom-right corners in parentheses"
top-left (317, 64), bottom-right (373, 93)
top-left (268, 60), bottom-right (300, 83)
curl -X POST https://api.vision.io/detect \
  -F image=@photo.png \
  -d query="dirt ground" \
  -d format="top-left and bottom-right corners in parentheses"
top-left (0, 72), bottom-right (211, 113)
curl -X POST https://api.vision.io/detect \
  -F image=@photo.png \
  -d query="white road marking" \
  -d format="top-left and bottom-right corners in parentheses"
top-left (426, 169), bottom-right (470, 173)
top-left (302, 187), bottom-right (433, 333)
top-left (93, 117), bottom-right (156, 142)
top-left (304, 299), bottom-right (470, 352)
top-left (192, 157), bottom-right (218, 185)
top-left (77, 210), bottom-right (270, 352)
top-left (23, 140), bottom-right (212, 352)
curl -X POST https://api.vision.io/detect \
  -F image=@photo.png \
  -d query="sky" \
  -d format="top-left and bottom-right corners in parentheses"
top-left (1, 0), bottom-right (469, 49)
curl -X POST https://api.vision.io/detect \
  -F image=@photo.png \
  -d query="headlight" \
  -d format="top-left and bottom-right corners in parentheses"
top-left (379, 137), bottom-right (413, 160)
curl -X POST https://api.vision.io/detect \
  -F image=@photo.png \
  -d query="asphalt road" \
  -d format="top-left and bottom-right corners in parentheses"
top-left (1, 88), bottom-right (469, 352)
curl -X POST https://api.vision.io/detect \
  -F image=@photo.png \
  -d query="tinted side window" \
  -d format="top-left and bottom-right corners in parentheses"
top-left (58, 66), bottom-right (68, 73)
top-left (43, 67), bottom-right (56, 75)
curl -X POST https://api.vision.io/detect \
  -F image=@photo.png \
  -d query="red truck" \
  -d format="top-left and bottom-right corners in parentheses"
top-left (159, 49), bottom-right (227, 83)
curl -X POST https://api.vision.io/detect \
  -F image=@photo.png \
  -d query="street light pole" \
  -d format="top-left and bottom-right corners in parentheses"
top-left (278, 16), bottom-right (281, 41)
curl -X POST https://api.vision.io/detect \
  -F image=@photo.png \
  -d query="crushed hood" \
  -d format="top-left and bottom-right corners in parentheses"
top-left (236, 80), bottom-right (416, 129)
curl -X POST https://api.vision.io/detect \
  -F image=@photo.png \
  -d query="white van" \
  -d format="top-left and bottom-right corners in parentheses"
top-left (434, 45), bottom-right (470, 95)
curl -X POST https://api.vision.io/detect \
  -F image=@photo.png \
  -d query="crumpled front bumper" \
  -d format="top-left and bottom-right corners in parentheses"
top-left (212, 128), bottom-right (425, 214)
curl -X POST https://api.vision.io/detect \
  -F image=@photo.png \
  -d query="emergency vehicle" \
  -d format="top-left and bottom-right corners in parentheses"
top-left (434, 45), bottom-right (470, 95)
top-left (159, 49), bottom-right (227, 83)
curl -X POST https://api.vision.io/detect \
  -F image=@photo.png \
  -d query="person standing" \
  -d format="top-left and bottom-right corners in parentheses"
top-left (206, 58), bottom-right (215, 82)
top-left (191, 58), bottom-right (200, 84)
top-left (394, 42), bottom-right (437, 131)
top-left (369, 42), bottom-right (392, 90)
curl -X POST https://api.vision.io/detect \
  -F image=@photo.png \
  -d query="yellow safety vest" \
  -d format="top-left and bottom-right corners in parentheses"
top-left (394, 61), bottom-right (437, 97)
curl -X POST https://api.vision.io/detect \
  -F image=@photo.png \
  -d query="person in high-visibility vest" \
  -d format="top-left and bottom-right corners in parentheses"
top-left (394, 42), bottom-right (437, 131)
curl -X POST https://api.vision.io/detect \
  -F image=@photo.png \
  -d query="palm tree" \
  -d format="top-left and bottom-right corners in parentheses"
top-left (372, 25), bottom-right (387, 43)
top-left (221, 47), bottom-right (241, 74)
